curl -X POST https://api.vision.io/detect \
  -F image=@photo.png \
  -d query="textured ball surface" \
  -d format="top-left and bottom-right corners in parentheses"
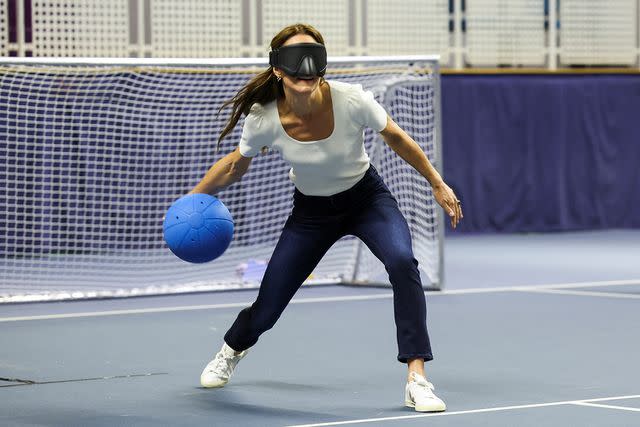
top-left (163, 193), bottom-right (234, 263)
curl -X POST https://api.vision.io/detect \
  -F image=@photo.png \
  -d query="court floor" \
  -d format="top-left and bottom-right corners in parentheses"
top-left (1, 230), bottom-right (639, 426)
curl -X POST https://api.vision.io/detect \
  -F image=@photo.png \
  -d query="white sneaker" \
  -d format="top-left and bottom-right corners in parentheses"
top-left (404, 372), bottom-right (446, 412)
top-left (200, 342), bottom-right (249, 388)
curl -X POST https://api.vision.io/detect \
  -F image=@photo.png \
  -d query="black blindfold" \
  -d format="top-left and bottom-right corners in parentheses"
top-left (269, 43), bottom-right (327, 78)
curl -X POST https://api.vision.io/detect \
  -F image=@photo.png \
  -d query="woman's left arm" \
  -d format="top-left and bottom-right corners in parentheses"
top-left (379, 116), bottom-right (463, 229)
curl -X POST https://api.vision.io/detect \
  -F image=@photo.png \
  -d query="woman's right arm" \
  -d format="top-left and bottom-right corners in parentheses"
top-left (188, 147), bottom-right (253, 195)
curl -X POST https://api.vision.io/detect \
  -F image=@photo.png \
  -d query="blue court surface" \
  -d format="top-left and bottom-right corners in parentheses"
top-left (1, 230), bottom-right (639, 427)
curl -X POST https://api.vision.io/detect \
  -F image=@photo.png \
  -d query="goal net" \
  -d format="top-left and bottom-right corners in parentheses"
top-left (0, 56), bottom-right (443, 303)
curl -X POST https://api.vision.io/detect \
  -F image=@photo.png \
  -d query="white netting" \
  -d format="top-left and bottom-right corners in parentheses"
top-left (31, 0), bottom-right (130, 57)
top-left (465, 0), bottom-right (546, 67)
top-left (354, 78), bottom-right (441, 285)
top-left (261, 0), bottom-right (351, 56)
top-left (559, 0), bottom-right (638, 66)
top-left (366, 0), bottom-right (450, 61)
top-left (0, 57), bottom-right (442, 303)
top-left (150, 0), bottom-right (243, 58)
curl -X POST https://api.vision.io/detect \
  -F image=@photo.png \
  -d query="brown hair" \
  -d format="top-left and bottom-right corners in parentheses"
top-left (215, 23), bottom-right (326, 152)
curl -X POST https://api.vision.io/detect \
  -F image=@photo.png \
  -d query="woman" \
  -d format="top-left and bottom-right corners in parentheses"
top-left (192, 23), bottom-right (462, 413)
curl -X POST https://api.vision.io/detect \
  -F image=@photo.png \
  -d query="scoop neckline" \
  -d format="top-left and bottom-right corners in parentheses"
top-left (274, 80), bottom-right (336, 144)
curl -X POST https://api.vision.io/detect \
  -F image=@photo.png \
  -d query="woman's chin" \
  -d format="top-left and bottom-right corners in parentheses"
top-left (289, 78), bottom-right (318, 92)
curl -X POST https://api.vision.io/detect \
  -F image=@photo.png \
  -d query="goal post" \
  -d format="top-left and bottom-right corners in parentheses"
top-left (0, 55), bottom-right (444, 303)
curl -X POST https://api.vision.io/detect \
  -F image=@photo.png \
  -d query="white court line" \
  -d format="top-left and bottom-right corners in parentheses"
top-left (530, 279), bottom-right (640, 290)
top-left (450, 278), bottom-right (640, 292)
top-left (571, 402), bottom-right (640, 412)
top-left (1, 278), bottom-right (639, 323)
top-left (283, 394), bottom-right (640, 427)
top-left (519, 288), bottom-right (640, 300)
top-left (0, 294), bottom-right (394, 323)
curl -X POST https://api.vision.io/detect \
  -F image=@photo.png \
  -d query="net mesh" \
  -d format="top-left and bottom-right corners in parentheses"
top-left (465, 0), bottom-right (546, 67)
top-left (0, 58), bottom-right (442, 303)
top-left (559, 0), bottom-right (638, 66)
top-left (367, 0), bottom-right (450, 61)
top-left (151, 0), bottom-right (243, 58)
top-left (31, 0), bottom-right (130, 57)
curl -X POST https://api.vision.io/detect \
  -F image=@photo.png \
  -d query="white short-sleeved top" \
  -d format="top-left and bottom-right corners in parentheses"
top-left (237, 80), bottom-right (388, 196)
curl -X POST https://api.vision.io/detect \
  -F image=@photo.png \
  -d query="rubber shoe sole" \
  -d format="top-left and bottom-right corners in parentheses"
top-left (200, 375), bottom-right (228, 388)
top-left (405, 399), bottom-right (446, 412)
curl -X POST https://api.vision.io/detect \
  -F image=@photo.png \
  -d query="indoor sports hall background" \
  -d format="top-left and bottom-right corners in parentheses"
top-left (1, 1), bottom-right (640, 426)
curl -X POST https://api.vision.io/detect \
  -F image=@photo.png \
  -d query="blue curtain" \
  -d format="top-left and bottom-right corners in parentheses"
top-left (441, 74), bottom-right (640, 233)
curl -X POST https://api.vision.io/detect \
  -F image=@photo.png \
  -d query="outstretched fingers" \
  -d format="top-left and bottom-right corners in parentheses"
top-left (447, 197), bottom-right (462, 229)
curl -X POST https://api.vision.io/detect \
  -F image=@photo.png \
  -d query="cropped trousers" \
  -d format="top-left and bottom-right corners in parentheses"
top-left (224, 164), bottom-right (433, 363)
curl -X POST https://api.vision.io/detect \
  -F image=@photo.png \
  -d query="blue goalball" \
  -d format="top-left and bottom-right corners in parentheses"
top-left (163, 193), bottom-right (234, 263)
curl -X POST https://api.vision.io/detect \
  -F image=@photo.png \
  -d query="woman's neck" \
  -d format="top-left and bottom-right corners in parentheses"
top-left (280, 81), bottom-right (326, 119)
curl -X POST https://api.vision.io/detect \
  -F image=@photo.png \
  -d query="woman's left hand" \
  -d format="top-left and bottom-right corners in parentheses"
top-left (432, 181), bottom-right (463, 229)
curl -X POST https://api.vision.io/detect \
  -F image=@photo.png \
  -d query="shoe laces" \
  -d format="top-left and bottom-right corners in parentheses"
top-left (208, 351), bottom-right (236, 377)
top-left (409, 373), bottom-right (436, 397)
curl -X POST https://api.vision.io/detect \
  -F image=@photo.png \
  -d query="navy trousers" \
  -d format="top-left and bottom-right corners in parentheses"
top-left (224, 164), bottom-right (433, 363)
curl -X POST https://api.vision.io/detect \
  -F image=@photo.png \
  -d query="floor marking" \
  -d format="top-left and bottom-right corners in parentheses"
top-left (518, 288), bottom-right (640, 300)
top-left (581, 395), bottom-right (640, 403)
top-left (0, 372), bottom-right (167, 388)
top-left (0, 294), bottom-right (395, 322)
top-left (518, 279), bottom-right (640, 290)
top-left (283, 394), bottom-right (640, 427)
top-left (440, 278), bottom-right (640, 295)
top-left (571, 402), bottom-right (640, 412)
top-left (1, 278), bottom-right (639, 323)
